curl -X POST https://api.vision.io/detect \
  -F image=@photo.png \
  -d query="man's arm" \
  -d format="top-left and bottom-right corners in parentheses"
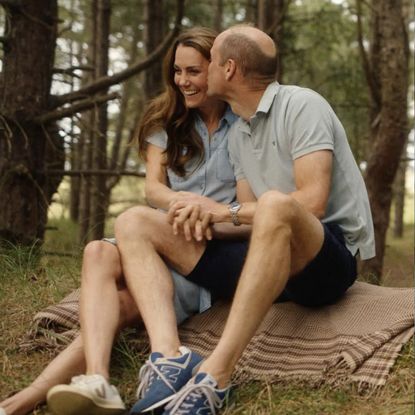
top-left (210, 179), bottom-right (255, 239)
top-left (169, 150), bottom-right (332, 238)
top-left (167, 179), bottom-right (256, 240)
top-left (216, 150), bottom-right (333, 224)
top-left (291, 150), bottom-right (332, 219)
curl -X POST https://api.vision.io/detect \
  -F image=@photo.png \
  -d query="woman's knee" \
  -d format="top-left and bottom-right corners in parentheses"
top-left (83, 240), bottom-right (118, 262)
top-left (82, 240), bottom-right (122, 283)
top-left (114, 205), bottom-right (160, 242)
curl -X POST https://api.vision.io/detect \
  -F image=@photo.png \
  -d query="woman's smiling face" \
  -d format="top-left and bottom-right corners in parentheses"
top-left (173, 44), bottom-right (210, 109)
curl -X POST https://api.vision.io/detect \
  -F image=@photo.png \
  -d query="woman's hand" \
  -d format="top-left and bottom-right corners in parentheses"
top-left (167, 200), bottom-right (215, 242)
top-left (168, 191), bottom-right (207, 208)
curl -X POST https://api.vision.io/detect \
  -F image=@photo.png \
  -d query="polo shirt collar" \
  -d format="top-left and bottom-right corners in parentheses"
top-left (255, 81), bottom-right (280, 115)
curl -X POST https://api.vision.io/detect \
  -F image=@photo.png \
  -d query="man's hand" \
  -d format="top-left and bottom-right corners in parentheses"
top-left (167, 196), bottom-right (225, 241)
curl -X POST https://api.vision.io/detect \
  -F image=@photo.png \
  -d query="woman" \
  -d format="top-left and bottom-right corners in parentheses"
top-left (0, 27), bottom-right (252, 415)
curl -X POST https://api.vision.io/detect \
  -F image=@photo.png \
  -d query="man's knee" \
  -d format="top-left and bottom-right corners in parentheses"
top-left (256, 191), bottom-right (297, 226)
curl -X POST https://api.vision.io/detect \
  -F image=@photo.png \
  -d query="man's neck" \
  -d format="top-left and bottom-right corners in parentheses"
top-left (228, 88), bottom-right (266, 121)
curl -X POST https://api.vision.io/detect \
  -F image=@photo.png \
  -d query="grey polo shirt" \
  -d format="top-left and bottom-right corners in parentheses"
top-left (228, 82), bottom-right (375, 260)
top-left (147, 106), bottom-right (238, 204)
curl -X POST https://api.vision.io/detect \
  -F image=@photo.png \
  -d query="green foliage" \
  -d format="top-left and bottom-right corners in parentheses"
top-left (0, 240), bottom-right (41, 283)
top-left (282, 1), bottom-right (370, 163)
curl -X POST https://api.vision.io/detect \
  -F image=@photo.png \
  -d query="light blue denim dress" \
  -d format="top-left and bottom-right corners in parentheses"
top-left (109, 107), bottom-right (238, 324)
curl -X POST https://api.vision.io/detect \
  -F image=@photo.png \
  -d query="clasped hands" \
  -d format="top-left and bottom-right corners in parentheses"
top-left (167, 192), bottom-right (221, 242)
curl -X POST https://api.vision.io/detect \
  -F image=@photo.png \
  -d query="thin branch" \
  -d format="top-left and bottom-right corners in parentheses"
top-left (50, 0), bottom-right (185, 109)
top-left (43, 169), bottom-right (145, 178)
top-left (34, 92), bottom-right (119, 123)
top-left (53, 65), bottom-right (94, 75)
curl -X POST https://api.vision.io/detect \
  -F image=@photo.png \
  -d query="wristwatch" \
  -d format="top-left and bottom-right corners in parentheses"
top-left (228, 201), bottom-right (241, 226)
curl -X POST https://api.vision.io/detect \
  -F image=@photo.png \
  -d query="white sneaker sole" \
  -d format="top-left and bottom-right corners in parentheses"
top-left (47, 385), bottom-right (125, 415)
top-left (140, 392), bottom-right (178, 412)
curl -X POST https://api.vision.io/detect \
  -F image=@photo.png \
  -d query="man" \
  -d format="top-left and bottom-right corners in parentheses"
top-left (159, 25), bottom-right (375, 414)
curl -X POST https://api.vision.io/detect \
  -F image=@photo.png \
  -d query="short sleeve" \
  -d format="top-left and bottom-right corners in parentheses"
top-left (285, 89), bottom-right (335, 160)
top-left (146, 129), bottom-right (168, 149)
top-left (227, 125), bottom-right (246, 181)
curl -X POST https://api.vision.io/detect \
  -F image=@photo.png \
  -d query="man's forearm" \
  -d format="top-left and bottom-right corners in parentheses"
top-left (211, 223), bottom-right (252, 240)
top-left (212, 202), bottom-right (257, 225)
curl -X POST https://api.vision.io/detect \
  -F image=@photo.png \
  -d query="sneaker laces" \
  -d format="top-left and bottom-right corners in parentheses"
top-left (136, 358), bottom-right (177, 398)
top-left (166, 382), bottom-right (223, 415)
top-left (71, 374), bottom-right (100, 386)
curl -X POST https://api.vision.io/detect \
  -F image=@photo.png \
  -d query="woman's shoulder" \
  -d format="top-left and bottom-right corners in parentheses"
top-left (146, 129), bottom-right (168, 148)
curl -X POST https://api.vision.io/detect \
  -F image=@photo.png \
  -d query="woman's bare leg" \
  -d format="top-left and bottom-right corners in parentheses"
top-left (80, 240), bottom-right (132, 379)
top-left (0, 335), bottom-right (85, 415)
top-left (0, 241), bottom-right (140, 415)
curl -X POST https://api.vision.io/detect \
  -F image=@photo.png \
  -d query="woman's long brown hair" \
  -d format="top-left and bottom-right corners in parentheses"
top-left (135, 27), bottom-right (217, 177)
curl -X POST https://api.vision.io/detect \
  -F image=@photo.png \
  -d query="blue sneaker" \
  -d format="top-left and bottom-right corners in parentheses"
top-left (162, 373), bottom-right (231, 415)
top-left (129, 346), bottom-right (203, 414)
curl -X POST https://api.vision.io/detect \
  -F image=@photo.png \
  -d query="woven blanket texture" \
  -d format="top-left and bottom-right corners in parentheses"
top-left (22, 282), bottom-right (414, 390)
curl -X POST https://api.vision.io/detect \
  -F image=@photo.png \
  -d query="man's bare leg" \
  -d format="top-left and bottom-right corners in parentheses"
top-left (197, 191), bottom-right (324, 387)
top-left (115, 206), bottom-right (205, 358)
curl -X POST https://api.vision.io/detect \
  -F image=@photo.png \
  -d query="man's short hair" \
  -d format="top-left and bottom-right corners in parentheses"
top-left (218, 32), bottom-right (277, 85)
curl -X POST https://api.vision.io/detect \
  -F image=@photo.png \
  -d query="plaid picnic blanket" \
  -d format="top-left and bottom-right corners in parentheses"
top-left (22, 282), bottom-right (414, 390)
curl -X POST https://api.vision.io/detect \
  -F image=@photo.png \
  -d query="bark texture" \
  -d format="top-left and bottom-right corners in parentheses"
top-left (0, 1), bottom-right (64, 244)
top-left (359, 0), bottom-right (409, 280)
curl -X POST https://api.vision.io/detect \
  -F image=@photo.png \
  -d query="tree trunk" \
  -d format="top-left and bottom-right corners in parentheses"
top-left (106, 23), bottom-right (141, 193)
top-left (78, 123), bottom-right (93, 244)
top-left (360, 0), bottom-right (409, 281)
top-left (214, 0), bottom-right (223, 32)
top-left (89, 0), bottom-right (111, 240)
top-left (393, 156), bottom-right (407, 238)
top-left (0, 1), bottom-right (64, 245)
top-left (69, 0), bottom-right (82, 222)
top-left (143, 0), bottom-right (165, 100)
top-left (78, 0), bottom-right (98, 243)
top-left (0, 0), bottom-right (184, 246)
top-left (256, 0), bottom-right (287, 82)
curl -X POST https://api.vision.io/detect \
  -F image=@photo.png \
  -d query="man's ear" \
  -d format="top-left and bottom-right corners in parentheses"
top-left (225, 59), bottom-right (236, 81)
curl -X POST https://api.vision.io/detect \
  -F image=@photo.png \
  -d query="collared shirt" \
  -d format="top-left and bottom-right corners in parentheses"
top-left (146, 106), bottom-right (238, 313)
top-left (228, 82), bottom-right (375, 260)
top-left (147, 106), bottom-right (238, 204)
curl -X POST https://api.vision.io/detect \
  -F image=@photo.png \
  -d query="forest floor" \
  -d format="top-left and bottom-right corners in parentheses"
top-left (0, 215), bottom-right (413, 415)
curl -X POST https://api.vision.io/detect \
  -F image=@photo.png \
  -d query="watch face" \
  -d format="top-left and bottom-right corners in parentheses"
top-left (230, 202), bottom-right (241, 212)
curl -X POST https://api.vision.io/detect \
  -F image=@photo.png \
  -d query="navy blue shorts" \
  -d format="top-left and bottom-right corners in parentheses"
top-left (186, 239), bottom-right (249, 300)
top-left (279, 223), bottom-right (357, 306)
top-left (186, 223), bottom-right (357, 307)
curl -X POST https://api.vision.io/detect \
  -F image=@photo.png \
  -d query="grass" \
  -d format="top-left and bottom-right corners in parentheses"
top-left (0, 216), bottom-right (413, 414)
